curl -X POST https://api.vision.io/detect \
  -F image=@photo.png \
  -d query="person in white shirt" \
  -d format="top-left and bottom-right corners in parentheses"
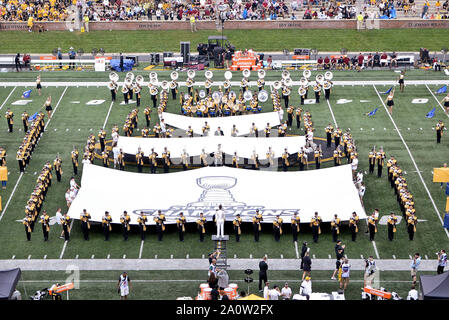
top-left (356, 171), bottom-right (364, 188)
top-left (281, 282), bottom-right (292, 300)
top-left (269, 285), bottom-right (282, 300)
top-left (263, 282), bottom-right (270, 299)
top-left (111, 130), bottom-right (119, 145)
top-left (55, 208), bottom-right (64, 239)
top-left (208, 259), bottom-right (217, 277)
top-left (69, 188), bottom-right (77, 202)
top-left (65, 189), bottom-right (72, 207)
top-left (278, 108), bottom-right (284, 122)
top-left (70, 177), bottom-right (79, 190)
top-left (351, 157), bottom-right (358, 174)
top-left (339, 258), bottom-right (351, 291)
top-left (160, 119), bottom-right (166, 136)
top-left (215, 205), bottom-right (225, 238)
top-left (112, 145), bottom-right (120, 169)
top-left (117, 271), bottom-right (131, 300)
top-left (359, 182), bottom-right (366, 205)
top-left (407, 285), bottom-right (418, 300)
top-left (300, 276), bottom-right (312, 300)
top-left (82, 157), bottom-right (91, 165)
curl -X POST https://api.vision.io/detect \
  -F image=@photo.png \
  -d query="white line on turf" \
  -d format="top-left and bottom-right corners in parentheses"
top-left (44, 86), bottom-right (68, 131)
top-left (102, 101), bottom-right (114, 128)
top-left (59, 219), bottom-right (74, 259)
top-left (294, 241), bottom-right (299, 259)
top-left (18, 279), bottom-right (417, 283)
top-left (0, 172), bottom-right (24, 223)
top-left (324, 95), bottom-right (338, 127)
top-left (373, 84), bottom-right (449, 240)
top-left (425, 84), bottom-right (449, 117)
top-left (371, 240), bottom-right (380, 259)
top-left (139, 240), bottom-right (144, 259)
top-left (0, 86), bottom-right (16, 111)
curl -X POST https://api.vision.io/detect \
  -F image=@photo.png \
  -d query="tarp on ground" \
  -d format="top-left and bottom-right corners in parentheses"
top-left (0, 268), bottom-right (21, 300)
top-left (117, 135), bottom-right (306, 160)
top-left (110, 59), bottom-right (134, 72)
top-left (68, 164), bottom-right (366, 225)
top-left (420, 271), bottom-right (449, 299)
top-left (161, 111), bottom-right (281, 136)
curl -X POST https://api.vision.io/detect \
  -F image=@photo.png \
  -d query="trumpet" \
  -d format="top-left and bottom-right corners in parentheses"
top-left (109, 71), bottom-right (119, 82)
top-left (303, 69), bottom-right (312, 79)
top-left (170, 71), bottom-right (178, 81)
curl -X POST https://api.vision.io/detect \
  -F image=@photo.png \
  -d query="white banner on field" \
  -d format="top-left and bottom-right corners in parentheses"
top-left (68, 164), bottom-right (366, 225)
top-left (117, 135), bottom-right (306, 160)
top-left (161, 111), bottom-right (281, 136)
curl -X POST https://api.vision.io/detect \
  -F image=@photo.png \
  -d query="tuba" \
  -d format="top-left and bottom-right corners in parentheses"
top-left (187, 69), bottom-right (196, 79)
top-left (258, 69), bottom-right (266, 79)
top-left (273, 81), bottom-right (282, 90)
top-left (324, 71), bottom-right (333, 81)
top-left (125, 77), bottom-right (133, 87)
top-left (313, 82), bottom-right (322, 92)
top-left (109, 72), bottom-right (119, 82)
top-left (298, 87), bottom-right (306, 96)
top-left (135, 75), bottom-right (144, 86)
top-left (170, 80), bottom-right (177, 89)
top-left (161, 80), bottom-right (169, 91)
top-left (242, 69), bottom-right (251, 79)
top-left (316, 74), bottom-right (324, 85)
top-left (244, 90), bottom-right (253, 101)
top-left (205, 70), bottom-right (213, 80)
top-left (284, 78), bottom-right (293, 88)
top-left (258, 89), bottom-right (268, 102)
top-left (149, 72), bottom-right (158, 81)
top-left (303, 69), bottom-right (312, 79)
top-left (199, 90), bottom-right (206, 99)
top-left (224, 71), bottom-right (233, 81)
top-left (126, 72), bottom-right (135, 82)
top-left (170, 71), bottom-right (178, 81)
top-left (205, 79), bottom-right (212, 89)
top-left (299, 77), bottom-right (308, 87)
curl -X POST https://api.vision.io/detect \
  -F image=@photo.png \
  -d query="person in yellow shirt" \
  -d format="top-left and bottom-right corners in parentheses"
top-left (27, 15), bottom-right (34, 32)
top-left (0, 165), bottom-right (7, 189)
top-left (83, 14), bottom-right (89, 32)
top-left (190, 15), bottom-right (197, 32)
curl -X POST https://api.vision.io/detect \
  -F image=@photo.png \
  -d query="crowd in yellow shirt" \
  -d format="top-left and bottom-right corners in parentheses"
top-left (0, 0), bottom-right (70, 22)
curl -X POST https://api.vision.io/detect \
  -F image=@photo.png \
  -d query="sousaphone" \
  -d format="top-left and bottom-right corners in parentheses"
top-left (303, 69), bottom-right (312, 79)
top-left (170, 71), bottom-right (179, 81)
top-left (199, 90), bottom-right (206, 99)
top-left (282, 70), bottom-right (290, 80)
top-left (109, 72), bottom-right (119, 82)
top-left (205, 70), bottom-right (213, 80)
top-left (187, 69), bottom-right (196, 79)
top-left (224, 71), bottom-right (233, 81)
top-left (324, 71), bottom-right (333, 81)
top-left (161, 80), bottom-right (169, 91)
top-left (149, 72), bottom-right (158, 81)
top-left (258, 89), bottom-right (268, 102)
top-left (273, 81), bottom-right (282, 90)
top-left (242, 69), bottom-right (251, 78)
top-left (316, 74), bottom-right (324, 85)
top-left (258, 69), bottom-right (266, 79)
top-left (244, 90), bottom-right (253, 101)
top-left (126, 72), bottom-right (135, 82)
top-left (298, 87), bottom-right (306, 96)
top-left (135, 75), bottom-right (144, 86)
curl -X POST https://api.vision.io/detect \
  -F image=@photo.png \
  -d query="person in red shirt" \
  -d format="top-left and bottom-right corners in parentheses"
top-left (22, 53), bottom-right (31, 70)
top-left (317, 57), bottom-right (323, 69)
top-left (367, 53), bottom-right (373, 68)
top-left (343, 56), bottom-right (350, 69)
top-left (357, 53), bottom-right (364, 68)
top-left (330, 57), bottom-right (337, 70)
top-left (324, 56), bottom-right (330, 69)
top-left (380, 52), bottom-right (388, 67)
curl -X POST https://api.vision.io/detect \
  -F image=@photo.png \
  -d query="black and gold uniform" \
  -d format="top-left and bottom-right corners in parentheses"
top-left (120, 211), bottom-right (131, 241)
top-left (349, 212), bottom-right (359, 241)
top-left (102, 212), bottom-right (112, 241)
top-left (23, 215), bottom-right (32, 241)
top-left (149, 149), bottom-right (158, 174)
top-left (314, 148), bottom-right (322, 169)
top-left (144, 106), bottom-right (151, 127)
top-left (102, 151), bottom-right (109, 168)
top-left (332, 127), bottom-right (342, 149)
top-left (310, 213), bottom-right (322, 243)
top-left (325, 124), bottom-right (334, 148)
top-left (61, 213), bottom-right (71, 241)
top-left (295, 107), bottom-right (302, 129)
top-left (118, 149), bottom-right (125, 171)
top-left (71, 148), bottom-right (79, 175)
top-left (368, 214), bottom-right (378, 241)
top-left (297, 149), bottom-right (307, 171)
top-left (98, 129), bottom-right (106, 152)
top-left (273, 215), bottom-right (283, 242)
top-left (291, 213), bottom-right (300, 242)
top-left (281, 149), bottom-right (290, 172)
top-left (376, 150), bottom-right (386, 178)
top-left (387, 213), bottom-right (397, 241)
top-left (162, 149), bottom-right (171, 173)
top-left (136, 149), bottom-right (144, 173)
top-left (137, 214), bottom-right (148, 241)
top-left (154, 210), bottom-right (166, 241)
top-left (286, 106), bottom-right (294, 127)
top-left (80, 209), bottom-right (91, 241)
top-left (330, 215), bottom-right (341, 242)
top-left (197, 213), bottom-right (206, 242)
top-left (407, 214), bottom-right (417, 240)
top-left (368, 150), bottom-right (376, 174)
top-left (53, 157), bottom-right (62, 182)
top-left (252, 210), bottom-right (263, 242)
top-left (5, 109), bottom-right (13, 133)
top-left (233, 214), bottom-right (242, 242)
top-left (21, 111), bottom-right (29, 132)
top-left (177, 213), bottom-right (186, 242)
top-left (436, 120), bottom-right (444, 144)
top-left (40, 210), bottom-right (50, 241)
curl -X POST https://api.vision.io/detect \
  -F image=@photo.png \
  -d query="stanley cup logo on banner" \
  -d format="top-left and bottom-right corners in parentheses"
top-left (188, 176), bottom-right (246, 208)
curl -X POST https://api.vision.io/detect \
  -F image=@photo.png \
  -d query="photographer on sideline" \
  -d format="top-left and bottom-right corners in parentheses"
top-left (364, 256), bottom-right (376, 287)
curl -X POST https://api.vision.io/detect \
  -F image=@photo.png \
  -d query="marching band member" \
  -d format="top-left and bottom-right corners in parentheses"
top-left (108, 79), bottom-right (117, 101)
top-left (385, 88), bottom-right (395, 115)
top-left (368, 148), bottom-right (376, 174)
top-left (118, 148), bottom-right (125, 171)
top-left (214, 144), bottom-right (223, 167)
top-left (325, 123), bottom-right (334, 148)
top-left (181, 149), bottom-right (189, 171)
top-left (121, 85), bottom-right (129, 104)
top-left (310, 212), bottom-right (321, 243)
top-left (273, 215), bottom-right (283, 242)
top-left (197, 212), bottom-right (206, 242)
top-left (186, 125), bottom-right (194, 138)
top-left (136, 147), bottom-right (144, 173)
top-left (53, 155), bottom-right (63, 182)
top-left (295, 107), bottom-right (302, 129)
top-left (148, 148), bottom-right (158, 173)
top-left (281, 148), bottom-right (290, 172)
top-left (102, 151), bottom-right (109, 168)
top-left (368, 212), bottom-right (378, 241)
top-left (252, 209), bottom-right (263, 242)
top-left (200, 149), bottom-right (208, 167)
top-left (264, 122), bottom-right (271, 138)
top-left (440, 92), bottom-right (449, 114)
top-left (314, 146), bottom-right (322, 169)
top-left (102, 211), bottom-right (112, 241)
top-left (349, 212), bottom-right (359, 242)
top-left (286, 105), bottom-right (294, 127)
top-left (170, 79), bottom-right (178, 100)
top-left (266, 147), bottom-right (275, 168)
top-left (137, 212), bottom-right (148, 241)
top-left (120, 211), bottom-right (131, 241)
top-left (134, 82), bottom-right (141, 107)
top-left (23, 215), bottom-right (32, 241)
top-left (436, 120), bottom-right (445, 143)
top-left (330, 214), bottom-right (341, 242)
top-left (232, 152), bottom-right (239, 168)
top-left (202, 121), bottom-right (210, 136)
top-left (282, 85), bottom-right (290, 109)
top-left (407, 213), bottom-right (417, 241)
top-left (61, 212), bottom-right (71, 241)
top-left (314, 82), bottom-right (321, 103)
top-left (250, 122), bottom-right (258, 137)
top-left (233, 214), bottom-right (243, 242)
top-left (297, 147), bottom-right (307, 171)
top-left (162, 147), bottom-right (171, 173)
top-left (154, 210), bottom-right (166, 241)
top-left (5, 108), bottom-right (13, 133)
top-left (324, 80), bottom-right (332, 100)
top-left (21, 110), bottom-right (29, 132)
top-left (398, 71), bottom-right (405, 93)
top-left (40, 210), bottom-right (50, 241)
top-left (291, 212), bottom-right (300, 242)
top-left (36, 75), bottom-right (42, 96)
top-left (71, 147), bottom-right (79, 175)
top-left (80, 209), bottom-right (91, 241)
top-left (98, 128), bottom-right (106, 152)
top-left (387, 212), bottom-right (398, 241)
top-left (251, 150), bottom-right (259, 170)
top-left (231, 124), bottom-right (239, 137)
top-left (376, 147), bottom-right (386, 178)
top-left (144, 106), bottom-right (151, 127)
top-left (153, 122), bottom-right (161, 138)
top-left (257, 76), bottom-right (265, 91)
top-left (177, 212), bottom-right (186, 242)
top-left (332, 127), bottom-right (342, 149)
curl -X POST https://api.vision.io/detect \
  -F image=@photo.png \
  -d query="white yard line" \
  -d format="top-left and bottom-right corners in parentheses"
top-left (371, 240), bottom-right (380, 260)
top-left (44, 86), bottom-right (68, 131)
top-left (102, 101), bottom-right (114, 128)
top-left (294, 241), bottom-right (299, 259)
top-left (373, 84), bottom-right (449, 240)
top-left (139, 240), bottom-right (144, 259)
top-left (18, 279), bottom-right (414, 283)
top-left (59, 219), bottom-right (74, 259)
top-left (0, 172), bottom-right (24, 223)
top-left (324, 92), bottom-right (338, 127)
top-left (0, 86), bottom-right (16, 111)
top-left (425, 84), bottom-right (449, 117)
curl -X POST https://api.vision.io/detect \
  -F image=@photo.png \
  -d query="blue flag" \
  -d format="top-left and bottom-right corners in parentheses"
top-left (28, 112), bottom-right (38, 122)
top-left (426, 107), bottom-right (436, 118)
top-left (436, 85), bottom-right (447, 94)
top-left (380, 86), bottom-right (393, 95)
top-left (367, 108), bottom-right (378, 116)
top-left (22, 89), bottom-right (32, 98)
top-left (446, 183), bottom-right (449, 196)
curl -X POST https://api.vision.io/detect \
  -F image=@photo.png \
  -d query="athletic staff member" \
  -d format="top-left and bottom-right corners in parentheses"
top-left (258, 256), bottom-right (268, 292)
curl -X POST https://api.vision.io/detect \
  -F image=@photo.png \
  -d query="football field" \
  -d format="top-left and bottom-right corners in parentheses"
top-left (0, 69), bottom-right (449, 299)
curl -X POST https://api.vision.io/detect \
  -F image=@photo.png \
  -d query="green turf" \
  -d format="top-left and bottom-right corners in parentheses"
top-left (1, 29), bottom-right (449, 53)
top-left (18, 269), bottom-right (432, 300)
top-left (1, 69), bottom-right (449, 263)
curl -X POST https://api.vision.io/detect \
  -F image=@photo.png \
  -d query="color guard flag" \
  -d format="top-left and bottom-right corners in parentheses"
top-left (28, 112), bottom-right (38, 122)
top-left (436, 85), bottom-right (447, 94)
top-left (366, 108), bottom-right (378, 116)
top-left (445, 183), bottom-right (449, 196)
top-left (380, 86), bottom-right (393, 95)
top-left (21, 89), bottom-right (32, 98)
top-left (426, 107), bottom-right (436, 118)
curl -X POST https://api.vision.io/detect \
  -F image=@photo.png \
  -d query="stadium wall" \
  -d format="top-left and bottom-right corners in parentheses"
top-left (1, 19), bottom-right (449, 31)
